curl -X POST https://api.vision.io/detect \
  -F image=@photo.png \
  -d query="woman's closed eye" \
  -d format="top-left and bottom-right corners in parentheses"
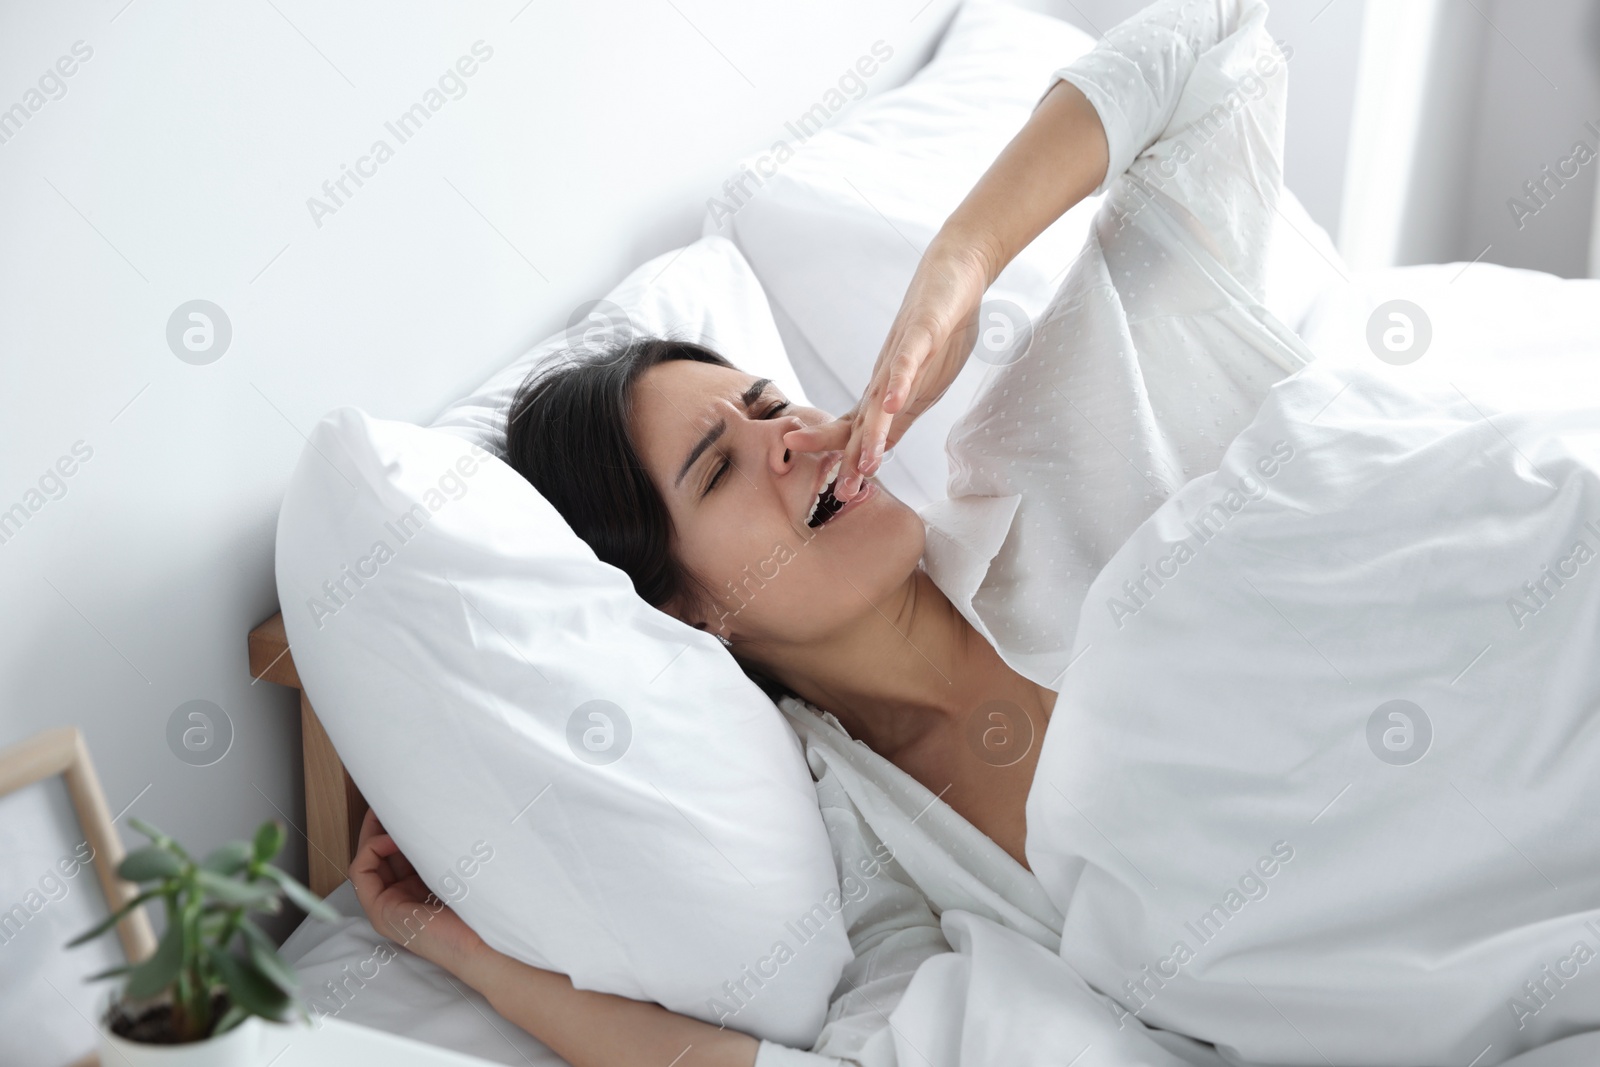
top-left (703, 400), bottom-right (790, 497)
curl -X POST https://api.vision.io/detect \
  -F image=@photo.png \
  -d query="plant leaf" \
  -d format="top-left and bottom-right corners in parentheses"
top-left (199, 910), bottom-right (233, 937)
top-left (123, 916), bottom-right (185, 1000)
top-left (66, 888), bottom-right (163, 948)
top-left (212, 1001), bottom-right (252, 1035)
top-left (246, 937), bottom-right (300, 997)
top-left (253, 821), bottom-right (286, 864)
top-left (211, 949), bottom-right (293, 1022)
top-left (118, 846), bottom-right (183, 883)
top-left (237, 918), bottom-right (275, 953)
top-left (127, 817), bottom-right (171, 843)
top-left (84, 963), bottom-right (133, 982)
top-left (201, 841), bottom-right (253, 875)
top-left (128, 818), bottom-right (192, 863)
top-left (195, 869), bottom-right (280, 910)
top-left (261, 866), bottom-right (340, 923)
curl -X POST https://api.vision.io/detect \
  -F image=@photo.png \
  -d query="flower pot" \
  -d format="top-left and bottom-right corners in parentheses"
top-left (97, 995), bottom-right (284, 1067)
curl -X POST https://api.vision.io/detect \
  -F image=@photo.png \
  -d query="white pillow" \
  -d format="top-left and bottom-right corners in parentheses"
top-left (274, 238), bottom-right (851, 1048)
top-left (710, 0), bottom-right (1343, 508)
top-left (431, 234), bottom-right (808, 452)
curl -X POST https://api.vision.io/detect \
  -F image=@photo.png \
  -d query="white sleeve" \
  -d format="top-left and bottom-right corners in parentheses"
top-left (1049, 0), bottom-right (1290, 295)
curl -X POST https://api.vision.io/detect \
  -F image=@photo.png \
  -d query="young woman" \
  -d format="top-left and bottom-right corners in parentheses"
top-left (347, 56), bottom-right (1110, 1060)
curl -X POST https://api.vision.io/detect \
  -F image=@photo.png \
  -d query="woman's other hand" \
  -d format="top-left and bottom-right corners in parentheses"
top-left (784, 237), bottom-right (995, 500)
top-left (349, 808), bottom-right (486, 976)
top-left (347, 810), bottom-right (759, 1067)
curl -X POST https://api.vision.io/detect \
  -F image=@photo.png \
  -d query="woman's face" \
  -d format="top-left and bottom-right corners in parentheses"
top-left (630, 358), bottom-right (925, 646)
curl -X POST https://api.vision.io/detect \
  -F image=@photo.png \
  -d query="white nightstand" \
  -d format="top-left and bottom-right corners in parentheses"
top-left (83, 1017), bottom-right (513, 1067)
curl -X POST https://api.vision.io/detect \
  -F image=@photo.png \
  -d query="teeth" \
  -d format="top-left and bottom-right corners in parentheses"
top-left (805, 459), bottom-right (845, 528)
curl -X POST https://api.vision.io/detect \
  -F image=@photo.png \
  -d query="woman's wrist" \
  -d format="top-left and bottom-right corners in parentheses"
top-left (930, 80), bottom-right (1108, 294)
top-left (928, 221), bottom-right (1006, 291)
top-left (446, 932), bottom-right (510, 994)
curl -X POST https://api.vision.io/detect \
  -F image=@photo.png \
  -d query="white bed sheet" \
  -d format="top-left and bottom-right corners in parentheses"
top-left (278, 881), bottom-right (564, 1067)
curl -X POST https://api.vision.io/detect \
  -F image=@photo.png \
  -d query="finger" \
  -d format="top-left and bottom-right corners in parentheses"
top-left (858, 395), bottom-right (897, 477)
top-left (349, 863), bottom-right (382, 911)
top-left (357, 807), bottom-right (382, 849)
top-left (784, 418), bottom-right (851, 455)
top-left (388, 844), bottom-right (419, 883)
top-left (371, 835), bottom-right (409, 886)
top-left (881, 326), bottom-right (934, 418)
top-left (349, 832), bottom-right (394, 904)
top-left (399, 873), bottom-right (435, 905)
top-left (859, 325), bottom-right (934, 476)
top-left (838, 420), bottom-right (871, 500)
top-left (368, 833), bottom-right (401, 859)
top-left (365, 835), bottom-right (403, 886)
top-left (854, 368), bottom-right (902, 478)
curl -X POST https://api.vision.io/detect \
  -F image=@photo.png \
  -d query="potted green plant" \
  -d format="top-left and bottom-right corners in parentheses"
top-left (69, 816), bottom-right (339, 1066)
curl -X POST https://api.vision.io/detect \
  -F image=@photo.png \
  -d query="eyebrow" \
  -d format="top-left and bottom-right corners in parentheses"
top-left (674, 378), bottom-right (772, 489)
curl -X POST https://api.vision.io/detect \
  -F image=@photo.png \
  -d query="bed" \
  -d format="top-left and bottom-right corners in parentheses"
top-left (249, 250), bottom-right (1600, 1066)
top-left (245, 2), bottom-right (1600, 1063)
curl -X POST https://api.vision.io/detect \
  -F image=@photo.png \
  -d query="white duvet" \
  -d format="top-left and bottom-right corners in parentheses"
top-left (765, 321), bottom-right (1600, 1067)
top-left (766, 0), bottom-right (1600, 1063)
top-left (1026, 339), bottom-right (1600, 1067)
top-left (764, 309), bottom-right (1600, 1067)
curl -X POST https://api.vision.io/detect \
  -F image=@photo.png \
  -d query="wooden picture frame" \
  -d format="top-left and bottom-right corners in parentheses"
top-left (248, 613), bottom-right (367, 897)
top-left (0, 727), bottom-right (157, 965)
top-left (0, 727), bottom-right (158, 1067)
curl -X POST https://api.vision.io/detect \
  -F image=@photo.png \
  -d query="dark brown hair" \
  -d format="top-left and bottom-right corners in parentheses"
top-left (505, 337), bottom-right (797, 702)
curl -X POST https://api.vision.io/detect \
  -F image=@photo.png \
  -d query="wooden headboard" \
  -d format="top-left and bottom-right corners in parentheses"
top-left (248, 612), bottom-right (365, 897)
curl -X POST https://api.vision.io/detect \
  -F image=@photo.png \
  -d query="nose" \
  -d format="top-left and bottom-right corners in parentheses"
top-left (770, 414), bottom-right (805, 474)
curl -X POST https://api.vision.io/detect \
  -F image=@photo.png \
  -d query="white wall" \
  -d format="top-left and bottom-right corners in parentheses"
top-left (1461, 0), bottom-right (1600, 278)
top-left (1339, 0), bottom-right (1480, 269)
top-left (1593, 165), bottom-right (1600, 275)
top-left (1341, 0), bottom-right (1600, 278)
top-left (0, 0), bottom-right (959, 940)
top-left (1022, 0), bottom-right (1368, 237)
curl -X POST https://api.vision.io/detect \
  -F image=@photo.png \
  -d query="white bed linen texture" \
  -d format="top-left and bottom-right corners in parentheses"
top-left (759, 0), bottom-right (1600, 1065)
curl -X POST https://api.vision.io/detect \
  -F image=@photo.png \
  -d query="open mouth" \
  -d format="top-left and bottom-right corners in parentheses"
top-left (806, 459), bottom-right (846, 529)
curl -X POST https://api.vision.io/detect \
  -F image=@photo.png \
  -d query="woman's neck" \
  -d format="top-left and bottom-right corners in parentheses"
top-left (760, 568), bottom-right (1050, 761)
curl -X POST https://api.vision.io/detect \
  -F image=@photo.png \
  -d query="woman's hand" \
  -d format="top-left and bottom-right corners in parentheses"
top-left (347, 809), bottom-right (759, 1067)
top-left (784, 236), bottom-right (996, 500)
top-left (348, 808), bottom-right (486, 976)
top-left (783, 80), bottom-right (1108, 500)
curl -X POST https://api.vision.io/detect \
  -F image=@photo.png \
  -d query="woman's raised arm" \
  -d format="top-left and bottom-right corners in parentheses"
top-left (785, 78), bottom-right (1109, 499)
top-left (348, 809), bottom-right (759, 1067)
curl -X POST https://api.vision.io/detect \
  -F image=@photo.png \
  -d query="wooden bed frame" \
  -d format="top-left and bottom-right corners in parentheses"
top-left (247, 612), bottom-right (366, 897)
